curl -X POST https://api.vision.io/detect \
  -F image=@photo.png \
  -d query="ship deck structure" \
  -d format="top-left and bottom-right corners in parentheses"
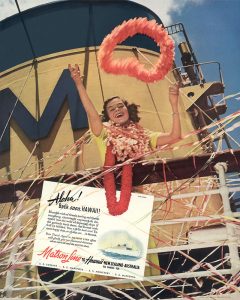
top-left (0, 1), bottom-right (239, 299)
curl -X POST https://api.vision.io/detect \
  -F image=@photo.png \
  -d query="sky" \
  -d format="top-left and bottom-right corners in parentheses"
top-left (0, 0), bottom-right (239, 148)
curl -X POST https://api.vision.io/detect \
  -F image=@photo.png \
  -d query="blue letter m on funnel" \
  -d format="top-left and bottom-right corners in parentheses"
top-left (0, 69), bottom-right (88, 153)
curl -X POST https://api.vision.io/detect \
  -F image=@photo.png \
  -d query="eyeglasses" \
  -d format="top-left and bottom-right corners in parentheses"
top-left (106, 103), bottom-right (126, 113)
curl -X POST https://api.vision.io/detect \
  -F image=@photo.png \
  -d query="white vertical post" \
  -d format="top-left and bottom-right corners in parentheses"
top-left (214, 162), bottom-right (240, 275)
top-left (4, 191), bottom-right (23, 298)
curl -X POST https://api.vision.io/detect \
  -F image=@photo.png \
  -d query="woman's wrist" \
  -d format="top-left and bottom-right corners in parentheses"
top-left (75, 76), bottom-right (85, 86)
top-left (74, 75), bottom-right (84, 81)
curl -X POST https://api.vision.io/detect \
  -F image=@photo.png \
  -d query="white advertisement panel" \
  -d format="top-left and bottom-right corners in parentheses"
top-left (32, 181), bottom-right (154, 280)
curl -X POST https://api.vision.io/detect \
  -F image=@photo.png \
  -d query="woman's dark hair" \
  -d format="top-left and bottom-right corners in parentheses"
top-left (101, 96), bottom-right (140, 123)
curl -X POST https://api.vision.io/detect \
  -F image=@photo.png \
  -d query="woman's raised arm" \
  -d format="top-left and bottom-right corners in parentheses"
top-left (68, 64), bottom-right (103, 136)
top-left (156, 83), bottom-right (182, 146)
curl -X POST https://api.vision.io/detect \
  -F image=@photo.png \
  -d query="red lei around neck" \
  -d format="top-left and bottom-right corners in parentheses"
top-left (105, 121), bottom-right (151, 161)
top-left (103, 122), bottom-right (150, 216)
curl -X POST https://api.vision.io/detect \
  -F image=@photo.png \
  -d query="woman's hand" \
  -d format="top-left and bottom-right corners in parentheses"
top-left (169, 82), bottom-right (180, 108)
top-left (68, 64), bottom-right (83, 84)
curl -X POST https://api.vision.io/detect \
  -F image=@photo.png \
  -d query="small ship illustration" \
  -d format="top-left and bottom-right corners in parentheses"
top-left (102, 243), bottom-right (141, 258)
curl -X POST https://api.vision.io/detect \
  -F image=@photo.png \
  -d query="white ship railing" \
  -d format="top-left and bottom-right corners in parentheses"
top-left (1, 162), bottom-right (240, 299)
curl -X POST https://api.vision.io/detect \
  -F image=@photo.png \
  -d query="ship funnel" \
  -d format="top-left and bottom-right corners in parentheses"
top-left (178, 42), bottom-right (198, 84)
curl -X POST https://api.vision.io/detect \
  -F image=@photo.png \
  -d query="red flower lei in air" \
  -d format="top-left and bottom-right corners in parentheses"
top-left (98, 17), bottom-right (174, 83)
top-left (103, 122), bottom-right (151, 216)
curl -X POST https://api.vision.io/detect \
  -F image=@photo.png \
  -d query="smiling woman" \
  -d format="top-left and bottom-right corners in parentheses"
top-left (68, 63), bottom-right (181, 163)
top-left (68, 63), bottom-right (181, 216)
